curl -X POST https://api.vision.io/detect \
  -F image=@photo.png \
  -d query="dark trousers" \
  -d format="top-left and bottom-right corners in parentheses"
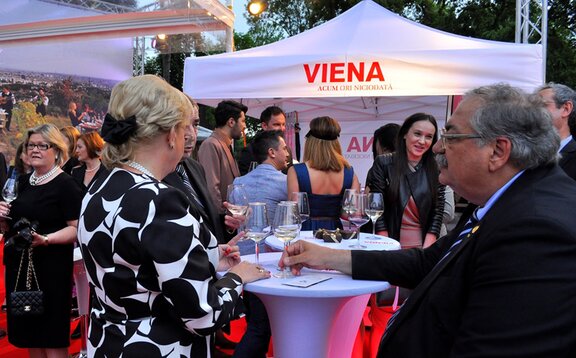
top-left (233, 292), bottom-right (271, 358)
top-left (4, 110), bottom-right (11, 131)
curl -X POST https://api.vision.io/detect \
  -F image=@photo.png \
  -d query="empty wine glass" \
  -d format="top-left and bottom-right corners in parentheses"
top-left (227, 184), bottom-right (249, 217)
top-left (291, 192), bottom-right (310, 227)
top-left (244, 202), bottom-right (270, 265)
top-left (340, 188), bottom-right (357, 231)
top-left (1, 176), bottom-right (18, 219)
top-left (273, 201), bottom-right (301, 278)
top-left (348, 193), bottom-right (369, 248)
top-left (366, 192), bottom-right (384, 239)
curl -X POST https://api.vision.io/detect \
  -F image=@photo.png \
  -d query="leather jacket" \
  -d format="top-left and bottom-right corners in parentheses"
top-left (366, 153), bottom-right (445, 242)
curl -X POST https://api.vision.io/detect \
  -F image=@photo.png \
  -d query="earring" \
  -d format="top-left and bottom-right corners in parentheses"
top-left (169, 143), bottom-right (174, 149)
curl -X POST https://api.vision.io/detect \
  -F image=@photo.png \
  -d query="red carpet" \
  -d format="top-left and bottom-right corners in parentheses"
top-left (0, 242), bottom-right (82, 357)
top-left (0, 240), bottom-right (368, 357)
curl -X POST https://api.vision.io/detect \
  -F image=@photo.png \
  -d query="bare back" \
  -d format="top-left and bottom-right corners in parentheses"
top-left (287, 162), bottom-right (360, 195)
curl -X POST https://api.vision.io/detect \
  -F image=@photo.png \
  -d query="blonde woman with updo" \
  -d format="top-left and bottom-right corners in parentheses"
top-left (287, 116), bottom-right (361, 230)
top-left (77, 75), bottom-right (269, 357)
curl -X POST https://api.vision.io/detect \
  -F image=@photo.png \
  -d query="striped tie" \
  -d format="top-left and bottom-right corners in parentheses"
top-left (383, 209), bottom-right (480, 339)
top-left (176, 163), bottom-right (204, 210)
top-left (438, 209), bottom-right (480, 263)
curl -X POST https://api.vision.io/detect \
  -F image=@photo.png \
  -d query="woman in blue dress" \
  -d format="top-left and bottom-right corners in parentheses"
top-left (287, 116), bottom-right (360, 230)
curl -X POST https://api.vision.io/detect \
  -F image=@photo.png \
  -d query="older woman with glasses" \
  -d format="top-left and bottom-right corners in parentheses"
top-left (0, 123), bottom-right (83, 358)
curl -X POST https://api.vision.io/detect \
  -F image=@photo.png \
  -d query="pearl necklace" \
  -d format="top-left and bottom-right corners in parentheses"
top-left (29, 165), bottom-right (59, 186)
top-left (127, 161), bottom-right (155, 179)
top-left (85, 163), bottom-right (101, 173)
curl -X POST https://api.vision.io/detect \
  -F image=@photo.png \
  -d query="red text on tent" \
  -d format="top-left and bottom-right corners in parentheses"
top-left (303, 62), bottom-right (385, 83)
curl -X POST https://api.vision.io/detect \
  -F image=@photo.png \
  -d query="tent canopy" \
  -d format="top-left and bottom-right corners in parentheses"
top-left (183, 0), bottom-right (543, 183)
top-left (184, 0), bottom-right (542, 115)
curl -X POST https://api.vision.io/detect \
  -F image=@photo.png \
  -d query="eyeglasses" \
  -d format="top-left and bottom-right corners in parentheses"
top-left (26, 143), bottom-right (52, 151)
top-left (439, 128), bottom-right (482, 150)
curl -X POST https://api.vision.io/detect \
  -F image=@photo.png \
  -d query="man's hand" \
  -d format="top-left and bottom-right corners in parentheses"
top-left (223, 201), bottom-right (246, 231)
top-left (279, 240), bottom-right (353, 276)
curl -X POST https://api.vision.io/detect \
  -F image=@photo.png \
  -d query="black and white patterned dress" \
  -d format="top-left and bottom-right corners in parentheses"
top-left (78, 168), bottom-right (243, 357)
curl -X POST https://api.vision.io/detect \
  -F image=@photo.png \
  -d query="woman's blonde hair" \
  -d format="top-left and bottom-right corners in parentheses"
top-left (60, 126), bottom-right (80, 158)
top-left (303, 116), bottom-right (350, 171)
top-left (102, 75), bottom-right (192, 168)
top-left (27, 123), bottom-right (69, 167)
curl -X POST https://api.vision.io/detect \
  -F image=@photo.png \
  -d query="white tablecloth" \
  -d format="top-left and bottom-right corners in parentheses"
top-left (265, 230), bottom-right (400, 251)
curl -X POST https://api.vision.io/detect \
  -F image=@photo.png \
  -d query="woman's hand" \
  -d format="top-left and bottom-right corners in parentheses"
top-left (229, 261), bottom-right (271, 283)
top-left (0, 201), bottom-right (11, 220)
top-left (423, 233), bottom-right (437, 248)
top-left (30, 231), bottom-right (49, 248)
top-left (217, 232), bottom-right (243, 271)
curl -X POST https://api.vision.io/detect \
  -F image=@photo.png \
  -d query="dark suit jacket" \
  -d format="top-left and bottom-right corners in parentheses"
top-left (353, 164), bottom-right (576, 357)
top-left (163, 158), bottom-right (227, 244)
top-left (559, 138), bottom-right (576, 181)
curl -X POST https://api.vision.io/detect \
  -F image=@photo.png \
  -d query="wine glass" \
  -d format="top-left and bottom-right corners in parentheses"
top-left (244, 202), bottom-right (270, 265)
top-left (227, 184), bottom-right (249, 217)
top-left (291, 192), bottom-right (310, 226)
top-left (366, 192), bottom-right (384, 239)
top-left (1, 177), bottom-right (18, 219)
top-left (273, 201), bottom-right (301, 278)
top-left (348, 193), bottom-right (369, 248)
top-left (340, 188), bottom-right (357, 231)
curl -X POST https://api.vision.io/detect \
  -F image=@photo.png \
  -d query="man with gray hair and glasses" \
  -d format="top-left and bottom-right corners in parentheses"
top-left (280, 83), bottom-right (576, 357)
top-left (536, 82), bottom-right (576, 180)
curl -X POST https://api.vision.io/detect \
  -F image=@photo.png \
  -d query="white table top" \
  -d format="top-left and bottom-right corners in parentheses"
top-left (265, 230), bottom-right (400, 252)
top-left (243, 252), bottom-right (390, 298)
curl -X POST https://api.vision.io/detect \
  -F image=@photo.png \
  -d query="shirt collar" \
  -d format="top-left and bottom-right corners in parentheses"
top-left (476, 170), bottom-right (525, 221)
top-left (559, 135), bottom-right (573, 152)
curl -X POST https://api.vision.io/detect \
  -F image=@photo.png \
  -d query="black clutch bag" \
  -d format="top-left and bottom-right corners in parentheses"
top-left (9, 248), bottom-right (44, 317)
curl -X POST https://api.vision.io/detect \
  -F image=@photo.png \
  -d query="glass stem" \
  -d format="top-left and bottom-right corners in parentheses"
top-left (372, 219), bottom-right (376, 237)
top-left (255, 241), bottom-right (260, 265)
top-left (283, 242), bottom-right (289, 274)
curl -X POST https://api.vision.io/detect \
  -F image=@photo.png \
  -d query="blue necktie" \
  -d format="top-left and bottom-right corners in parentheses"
top-left (383, 209), bottom-right (480, 339)
top-left (438, 209), bottom-right (480, 263)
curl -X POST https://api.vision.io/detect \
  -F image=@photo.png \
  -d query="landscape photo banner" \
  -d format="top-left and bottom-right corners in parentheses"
top-left (0, 0), bottom-right (132, 81)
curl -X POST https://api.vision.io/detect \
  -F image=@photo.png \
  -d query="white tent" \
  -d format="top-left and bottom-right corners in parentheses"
top-left (183, 0), bottom-right (543, 183)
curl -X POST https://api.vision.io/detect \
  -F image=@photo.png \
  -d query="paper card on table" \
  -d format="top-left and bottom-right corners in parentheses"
top-left (281, 275), bottom-right (332, 288)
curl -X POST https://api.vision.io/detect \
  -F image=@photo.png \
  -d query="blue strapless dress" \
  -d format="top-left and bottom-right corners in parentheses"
top-left (293, 163), bottom-right (354, 231)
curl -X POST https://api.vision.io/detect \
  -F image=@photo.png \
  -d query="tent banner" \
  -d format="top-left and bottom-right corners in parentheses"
top-left (298, 119), bottom-right (383, 186)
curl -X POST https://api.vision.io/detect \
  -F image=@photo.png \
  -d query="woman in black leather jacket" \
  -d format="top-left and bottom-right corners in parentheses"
top-left (365, 113), bottom-right (446, 356)
top-left (366, 112), bottom-right (445, 249)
